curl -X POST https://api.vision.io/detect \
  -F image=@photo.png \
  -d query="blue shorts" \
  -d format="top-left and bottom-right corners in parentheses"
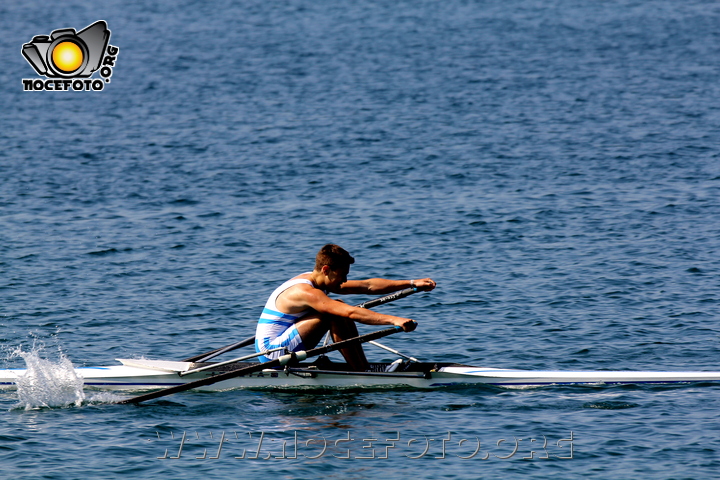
top-left (255, 324), bottom-right (305, 362)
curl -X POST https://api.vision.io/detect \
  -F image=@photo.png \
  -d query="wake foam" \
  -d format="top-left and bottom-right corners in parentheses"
top-left (9, 345), bottom-right (85, 410)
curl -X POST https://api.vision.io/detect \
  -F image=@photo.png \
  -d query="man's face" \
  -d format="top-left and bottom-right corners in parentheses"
top-left (326, 265), bottom-right (349, 288)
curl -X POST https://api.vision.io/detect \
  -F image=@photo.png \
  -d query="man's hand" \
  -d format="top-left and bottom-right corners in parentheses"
top-left (394, 318), bottom-right (418, 332)
top-left (412, 278), bottom-right (437, 291)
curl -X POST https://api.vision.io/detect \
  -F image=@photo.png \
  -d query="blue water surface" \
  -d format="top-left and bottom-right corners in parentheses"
top-left (2, 0), bottom-right (720, 478)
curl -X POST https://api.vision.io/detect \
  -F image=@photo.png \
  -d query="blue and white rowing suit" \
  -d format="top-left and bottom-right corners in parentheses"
top-left (255, 274), bottom-right (318, 362)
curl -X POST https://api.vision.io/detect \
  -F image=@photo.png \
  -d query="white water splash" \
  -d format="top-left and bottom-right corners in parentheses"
top-left (10, 346), bottom-right (85, 410)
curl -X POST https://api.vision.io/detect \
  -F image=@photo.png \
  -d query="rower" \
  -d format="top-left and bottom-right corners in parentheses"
top-left (254, 244), bottom-right (436, 371)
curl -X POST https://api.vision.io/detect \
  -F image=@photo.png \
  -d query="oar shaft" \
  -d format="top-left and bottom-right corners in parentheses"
top-left (182, 335), bottom-right (255, 363)
top-left (321, 287), bottom-right (419, 346)
top-left (356, 287), bottom-right (418, 309)
top-left (180, 347), bottom-right (286, 376)
top-left (367, 340), bottom-right (420, 363)
top-left (119, 325), bottom-right (406, 405)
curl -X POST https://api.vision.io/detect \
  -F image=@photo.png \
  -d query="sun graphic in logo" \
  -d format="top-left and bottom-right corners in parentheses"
top-left (51, 41), bottom-right (84, 73)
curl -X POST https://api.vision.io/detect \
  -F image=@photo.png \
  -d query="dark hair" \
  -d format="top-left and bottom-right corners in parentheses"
top-left (315, 244), bottom-right (355, 271)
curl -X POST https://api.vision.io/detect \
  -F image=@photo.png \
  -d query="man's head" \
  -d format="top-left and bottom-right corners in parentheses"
top-left (315, 244), bottom-right (354, 287)
top-left (315, 244), bottom-right (355, 271)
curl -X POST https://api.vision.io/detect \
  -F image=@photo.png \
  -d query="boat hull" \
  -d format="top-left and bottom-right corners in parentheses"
top-left (3, 360), bottom-right (720, 392)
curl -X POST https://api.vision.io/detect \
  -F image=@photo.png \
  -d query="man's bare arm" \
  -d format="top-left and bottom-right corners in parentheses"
top-left (298, 286), bottom-right (418, 332)
top-left (338, 277), bottom-right (436, 295)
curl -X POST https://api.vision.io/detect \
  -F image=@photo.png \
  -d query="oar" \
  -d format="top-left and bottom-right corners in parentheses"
top-left (118, 324), bottom-right (411, 405)
top-left (182, 287), bottom-right (420, 363)
top-left (182, 335), bottom-right (255, 363)
top-left (367, 340), bottom-right (420, 363)
top-left (356, 287), bottom-right (418, 309)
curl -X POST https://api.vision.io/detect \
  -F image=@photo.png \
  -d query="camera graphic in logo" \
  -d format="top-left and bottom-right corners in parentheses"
top-left (22, 20), bottom-right (110, 78)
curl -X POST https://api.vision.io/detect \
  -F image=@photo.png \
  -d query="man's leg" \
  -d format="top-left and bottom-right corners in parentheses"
top-left (295, 314), bottom-right (370, 371)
